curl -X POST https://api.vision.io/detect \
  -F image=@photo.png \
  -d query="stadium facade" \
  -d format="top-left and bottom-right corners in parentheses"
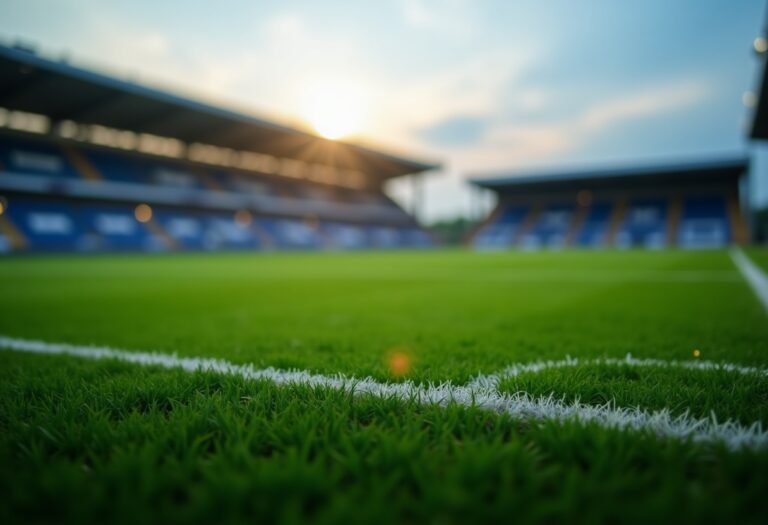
top-left (469, 158), bottom-right (750, 250)
top-left (0, 44), bottom-right (438, 253)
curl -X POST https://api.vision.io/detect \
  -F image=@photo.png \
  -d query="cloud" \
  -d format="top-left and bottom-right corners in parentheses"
top-left (581, 81), bottom-right (710, 132)
top-left (399, 0), bottom-right (476, 35)
top-left (418, 115), bottom-right (488, 146)
top-left (483, 79), bottom-right (713, 163)
top-left (371, 50), bottom-right (538, 150)
top-left (391, 79), bottom-right (714, 221)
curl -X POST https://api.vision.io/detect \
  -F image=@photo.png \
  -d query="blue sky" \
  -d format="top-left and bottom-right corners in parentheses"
top-left (1, 0), bottom-right (766, 221)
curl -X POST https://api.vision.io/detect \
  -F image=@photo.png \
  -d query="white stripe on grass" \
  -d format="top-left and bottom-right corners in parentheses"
top-left (469, 354), bottom-right (768, 389)
top-left (731, 247), bottom-right (768, 313)
top-left (0, 335), bottom-right (766, 451)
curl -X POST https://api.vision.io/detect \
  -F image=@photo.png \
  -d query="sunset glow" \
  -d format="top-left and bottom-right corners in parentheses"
top-left (301, 80), bottom-right (366, 140)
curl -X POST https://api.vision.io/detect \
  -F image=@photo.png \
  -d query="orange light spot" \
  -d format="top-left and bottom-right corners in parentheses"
top-left (388, 349), bottom-right (412, 377)
top-left (304, 214), bottom-right (319, 230)
top-left (576, 190), bottom-right (593, 207)
top-left (693, 349), bottom-right (701, 358)
top-left (234, 209), bottom-right (253, 226)
top-left (134, 203), bottom-right (152, 223)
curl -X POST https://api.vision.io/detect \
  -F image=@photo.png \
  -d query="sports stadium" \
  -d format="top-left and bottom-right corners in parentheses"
top-left (2, 4), bottom-right (768, 525)
top-left (470, 157), bottom-right (750, 250)
top-left (0, 44), bottom-right (435, 254)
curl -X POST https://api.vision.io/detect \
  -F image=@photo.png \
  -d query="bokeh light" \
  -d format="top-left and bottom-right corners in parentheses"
top-left (387, 348), bottom-right (413, 377)
top-left (577, 190), bottom-right (593, 207)
top-left (754, 36), bottom-right (768, 54)
top-left (134, 203), bottom-right (153, 223)
top-left (235, 209), bottom-right (253, 226)
top-left (301, 79), bottom-right (366, 139)
top-left (743, 91), bottom-right (757, 108)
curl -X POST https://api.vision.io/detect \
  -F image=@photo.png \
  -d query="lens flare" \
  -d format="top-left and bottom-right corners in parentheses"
top-left (134, 203), bottom-right (152, 223)
top-left (387, 347), bottom-right (413, 377)
top-left (301, 80), bottom-right (367, 140)
top-left (234, 209), bottom-right (253, 226)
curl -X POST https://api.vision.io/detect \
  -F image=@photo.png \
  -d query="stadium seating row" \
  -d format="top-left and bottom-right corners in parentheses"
top-left (474, 197), bottom-right (731, 249)
top-left (0, 132), bottom-right (434, 254)
top-left (0, 135), bottom-right (398, 211)
top-left (0, 195), bottom-right (431, 253)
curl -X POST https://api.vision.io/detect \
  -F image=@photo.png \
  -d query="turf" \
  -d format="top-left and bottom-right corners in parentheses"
top-left (1, 249), bottom-right (767, 524)
top-left (2, 352), bottom-right (767, 525)
top-left (746, 246), bottom-right (768, 273)
top-left (0, 250), bottom-right (766, 382)
top-left (497, 362), bottom-right (768, 425)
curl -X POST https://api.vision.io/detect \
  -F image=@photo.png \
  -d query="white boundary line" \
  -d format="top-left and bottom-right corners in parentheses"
top-left (1, 335), bottom-right (767, 451)
top-left (730, 247), bottom-right (768, 313)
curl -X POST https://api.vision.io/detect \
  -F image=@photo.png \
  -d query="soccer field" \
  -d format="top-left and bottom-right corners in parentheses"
top-left (1, 249), bottom-right (767, 524)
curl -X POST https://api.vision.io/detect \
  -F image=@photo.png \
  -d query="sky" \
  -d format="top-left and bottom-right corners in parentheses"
top-left (1, 0), bottom-right (766, 222)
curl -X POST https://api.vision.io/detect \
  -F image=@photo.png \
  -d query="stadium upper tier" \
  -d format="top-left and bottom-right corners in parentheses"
top-left (0, 44), bottom-right (438, 181)
top-left (0, 43), bottom-right (438, 253)
top-left (470, 158), bottom-right (750, 250)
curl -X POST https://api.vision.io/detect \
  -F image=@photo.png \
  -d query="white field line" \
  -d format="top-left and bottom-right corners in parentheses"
top-left (1, 335), bottom-right (767, 451)
top-left (730, 248), bottom-right (768, 313)
top-left (469, 354), bottom-right (768, 389)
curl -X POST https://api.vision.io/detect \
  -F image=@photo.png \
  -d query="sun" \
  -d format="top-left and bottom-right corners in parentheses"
top-left (301, 80), bottom-right (366, 140)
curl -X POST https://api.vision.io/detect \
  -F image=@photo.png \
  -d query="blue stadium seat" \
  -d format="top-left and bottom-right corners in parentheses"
top-left (473, 205), bottom-right (529, 249)
top-left (368, 225), bottom-right (402, 248)
top-left (576, 203), bottom-right (613, 247)
top-left (203, 213), bottom-right (260, 251)
top-left (151, 163), bottom-right (204, 190)
top-left (80, 203), bottom-right (155, 251)
top-left (84, 149), bottom-right (205, 189)
top-left (678, 196), bottom-right (730, 249)
top-left (322, 222), bottom-right (370, 250)
top-left (84, 149), bottom-right (153, 184)
top-left (260, 217), bottom-right (324, 250)
top-left (615, 200), bottom-right (668, 249)
top-left (521, 205), bottom-right (574, 249)
top-left (399, 227), bottom-right (432, 248)
top-left (4, 196), bottom-right (84, 251)
top-left (153, 209), bottom-right (207, 250)
top-left (0, 137), bottom-right (79, 179)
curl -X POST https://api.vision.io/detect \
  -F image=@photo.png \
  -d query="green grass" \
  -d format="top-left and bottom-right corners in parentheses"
top-left (497, 363), bottom-right (768, 425)
top-left (746, 246), bottom-right (768, 273)
top-left (2, 351), bottom-right (767, 525)
top-left (1, 249), bottom-right (767, 524)
top-left (0, 250), bottom-right (766, 382)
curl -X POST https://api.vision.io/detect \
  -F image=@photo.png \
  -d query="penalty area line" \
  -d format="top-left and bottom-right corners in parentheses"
top-left (0, 334), bottom-right (766, 451)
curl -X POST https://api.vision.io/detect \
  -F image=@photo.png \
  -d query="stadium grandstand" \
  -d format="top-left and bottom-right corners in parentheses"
top-left (469, 158), bottom-right (751, 250)
top-left (0, 43), bottom-right (438, 253)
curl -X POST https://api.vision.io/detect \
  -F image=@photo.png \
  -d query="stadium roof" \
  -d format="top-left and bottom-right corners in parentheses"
top-left (0, 43), bottom-right (438, 179)
top-left (470, 157), bottom-right (749, 193)
top-left (751, 46), bottom-right (768, 139)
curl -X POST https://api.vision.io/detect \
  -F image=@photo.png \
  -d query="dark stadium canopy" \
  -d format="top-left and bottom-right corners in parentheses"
top-left (470, 157), bottom-right (749, 193)
top-left (751, 47), bottom-right (768, 139)
top-left (0, 43), bottom-right (438, 179)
